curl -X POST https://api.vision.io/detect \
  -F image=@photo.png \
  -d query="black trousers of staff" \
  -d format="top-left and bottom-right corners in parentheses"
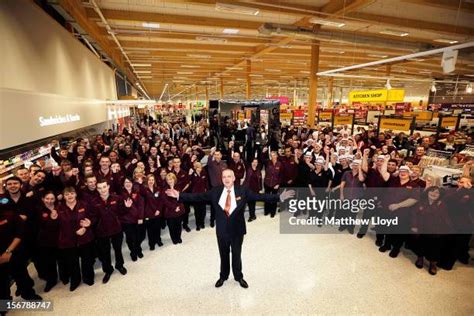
top-left (96, 232), bottom-right (125, 274)
top-left (37, 246), bottom-right (60, 285)
top-left (122, 223), bottom-right (143, 257)
top-left (142, 217), bottom-right (163, 247)
top-left (247, 201), bottom-right (256, 219)
top-left (217, 234), bottom-right (244, 281)
top-left (264, 185), bottom-right (278, 216)
top-left (193, 203), bottom-right (207, 229)
top-left (166, 217), bottom-right (183, 244)
top-left (60, 242), bottom-right (95, 287)
top-left (0, 251), bottom-right (37, 300)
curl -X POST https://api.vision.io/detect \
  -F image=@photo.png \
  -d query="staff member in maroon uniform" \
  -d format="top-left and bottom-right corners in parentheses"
top-left (411, 186), bottom-right (452, 275)
top-left (172, 157), bottom-right (192, 232)
top-left (0, 177), bottom-right (41, 300)
top-left (228, 152), bottom-right (246, 185)
top-left (280, 147), bottom-right (298, 187)
top-left (243, 158), bottom-right (262, 222)
top-left (162, 173), bottom-right (185, 244)
top-left (79, 174), bottom-right (100, 207)
top-left (263, 151), bottom-right (282, 218)
top-left (380, 163), bottom-right (419, 258)
top-left (207, 148), bottom-right (227, 227)
top-left (190, 162), bottom-right (209, 230)
top-left (95, 155), bottom-right (119, 194)
top-left (57, 187), bottom-right (95, 291)
top-left (119, 177), bottom-right (145, 261)
top-left (143, 174), bottom-right (164, 249)
top-left (36, 191), bottom-right (60, 292)
top-left (0, 177), bottom-right (42, 301)
top-left (94, 180), bottom-right (128, 284)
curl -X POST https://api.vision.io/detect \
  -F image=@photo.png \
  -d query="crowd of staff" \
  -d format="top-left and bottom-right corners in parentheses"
top-left (0, 115), bottom-right (472, 302)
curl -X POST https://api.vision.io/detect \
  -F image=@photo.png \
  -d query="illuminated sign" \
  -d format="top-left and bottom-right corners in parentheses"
top-left (39, 114), bottom-right (81, 127)
top-left (379, 117), bottom-right (412, 131)
top-left (349, 89), bottom-right (405, 103)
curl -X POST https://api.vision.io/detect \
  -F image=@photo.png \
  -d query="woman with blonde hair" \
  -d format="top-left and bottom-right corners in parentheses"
top-left (142, 174), bottom-right (164, 249)
top-left (163, 173), bottom-right (185, 244)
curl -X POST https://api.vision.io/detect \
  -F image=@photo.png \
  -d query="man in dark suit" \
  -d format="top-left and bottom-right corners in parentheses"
top-left (166, 169), bottom-right (294, 289)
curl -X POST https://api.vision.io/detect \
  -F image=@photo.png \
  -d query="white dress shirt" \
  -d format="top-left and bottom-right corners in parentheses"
top-left (219, 186), bottom-right (237, 215)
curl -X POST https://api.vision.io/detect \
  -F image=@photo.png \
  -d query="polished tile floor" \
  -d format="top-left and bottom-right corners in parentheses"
top-left (24, 206), bottom-right (474, 315)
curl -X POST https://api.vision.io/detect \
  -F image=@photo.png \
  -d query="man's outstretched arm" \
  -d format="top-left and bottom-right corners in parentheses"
top-left (166, 188), bottom-right (213, 203)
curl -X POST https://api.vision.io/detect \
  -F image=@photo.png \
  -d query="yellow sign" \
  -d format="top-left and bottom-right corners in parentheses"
top-left (334, 115), bottom-right (353, 125)
top-left (403, 111), bottom-right (433, 121)
top-left (441, 116), bottom-right (458, 128)
top-left (318, 111), bottom-right (332, 122)
top-left (238, 112), bottom-right (244, 120)
top-left (349, 89), bottom-right (405, 103)
top-left (280, 112), bottom-right (293, 121)
top-left (380, 118), bottom-right (412, 131)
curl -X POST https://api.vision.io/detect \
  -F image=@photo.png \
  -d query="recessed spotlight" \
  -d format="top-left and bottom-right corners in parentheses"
top-left (181, 65), bottom-right (200, 68)
top-left (368, 54), bottom-right (388, 58)
top-left (379, 29), bottom-right (409, 37)
top-left (434, 38), bottom-right (459, 44)
top-left (222, 28), bottom-right (240, 34)
top-left (309, 18), bottom-right (345, 28)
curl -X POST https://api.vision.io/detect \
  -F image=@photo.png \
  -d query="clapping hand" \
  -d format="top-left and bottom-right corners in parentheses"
top-left (50, 209), bottom-right (58, 220)
top-left (80, 218), bottom-right (91, 228)
top-left (279, 189), bottom-right (295, 202)
top-left (76, 227), bottom-right (86, 236)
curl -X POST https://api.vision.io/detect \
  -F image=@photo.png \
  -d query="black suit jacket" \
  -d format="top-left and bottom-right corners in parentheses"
top-left (179, 185), bottom-right (279, 238)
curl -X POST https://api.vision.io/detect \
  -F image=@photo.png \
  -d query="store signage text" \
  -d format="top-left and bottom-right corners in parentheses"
top-left (379, 118), bottom-right (411, 131)
top-left (349, 89), bottom-right (405, 103)
top-left (39, 114), bottom-right (81, 127)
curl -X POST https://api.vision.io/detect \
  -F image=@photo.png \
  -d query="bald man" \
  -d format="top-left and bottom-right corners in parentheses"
top-left (166, 169), bottom-right (294, 288)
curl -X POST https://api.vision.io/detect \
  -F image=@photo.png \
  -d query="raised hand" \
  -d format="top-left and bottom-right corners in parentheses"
top-left (124, 198), bottom-right (133, 208)
top-left (165, 189), bottom-right (179, 198)
top-left (50, 209), bottom-right (58, 220)
top-left (279, 189), bottom-right (295, 202)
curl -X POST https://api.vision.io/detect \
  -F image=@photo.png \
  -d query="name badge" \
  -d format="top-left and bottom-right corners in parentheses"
top-left (110, 201), bottom-right (117, 205)
top-left (42, 213), bottom-right (49, 218)
top-left (78, 208), bottom-right (85, 213)
top-left (236, 196), bottom-right (241, 201)
top-left (154, 192), bottom-right (159, 198)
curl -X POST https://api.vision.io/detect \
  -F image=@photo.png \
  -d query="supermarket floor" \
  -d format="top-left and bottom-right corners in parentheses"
top-left (25, 206), bottom-right (474, 315)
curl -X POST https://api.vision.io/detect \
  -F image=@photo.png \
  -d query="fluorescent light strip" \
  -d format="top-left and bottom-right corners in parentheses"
top-left (215, 3), bottom-right (259, 16)
top-left (434, 39), bottom-right (459, 44)
top-left (177, 72), bottom-right (193, 74)
top-left (130, 63), bottom-right (152, 67)
top-left (379, 29), bottom-right (409, 37)
top-left (135, 70), bottom-right (151, 74)
top-left (368, 54), bottom-right (388, 58)
top-left (187, 54), bottom-right (211, 58)
top-left (265, 69), bottom-right (281, 72)
top-left (196, 36), bottom-right (228, 43)
top-left (142, 22), bottom-right (160, 29)
top-left (309, 18), bottom-right (345, 28)
top-left (223, 28), bottom-right (240, 34)
top-left (181, 65), bottom-right (200, 68)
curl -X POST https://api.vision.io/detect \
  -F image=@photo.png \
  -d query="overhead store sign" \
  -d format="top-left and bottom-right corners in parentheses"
top-left (334, 114), bottom-right (353, 125)
top-left (349, 89), bottom-right (405, 103)
top-left (402, 111), bottom-right (433, 121)
top-left (440, 116), bottom-right (459, 128)
top-left (379, 117), bottom-right (412, 131)
top-left (39, 114), bottom-right (81, 127)
top-left (318, 110), bottom-right (333, 122)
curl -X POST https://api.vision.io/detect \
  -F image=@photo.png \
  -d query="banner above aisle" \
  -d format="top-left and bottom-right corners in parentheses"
top-left (349, 89), bottom-right (405, 103)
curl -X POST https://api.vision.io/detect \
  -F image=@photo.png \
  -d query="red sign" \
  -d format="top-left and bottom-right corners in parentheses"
top-left (267, 96), bottom-right (289, 105)
top-left (395, 102), bottom-right (411, 114)
top-left (293, 110), bottom-right (305, 118)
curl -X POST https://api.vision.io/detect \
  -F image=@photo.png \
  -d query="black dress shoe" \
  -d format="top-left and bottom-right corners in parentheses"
top-left (236, 279), bottom-right (249, 289)
top-left (150, 245), bottom-right (155, 251)
top-left (338, 226), bottom-right (345, 232)
top-left (137, 252), bottom-right (144, 258)
top-left (84, 280), bottom-right (94, 286)
top-left (375, 239), bottom-right (384, 247)
top-left (458, 257), bottom-right (470, 265)
top-left (116, 266), bottom-right (127, 275)
top-left (131, 254), bottom-right (137, 262)
top-left (429, 263), bottom-right (437, 275)
top-left (70, 283), bottom-right (80, 292)
top-left (247, 218), bottom-right (254, 222)
top-left (196, 227), bottom-right (201, 231)
top-left (356, 233), bottom-right (365, 239)
top-left (378, 244), bottom-right (391, 252)
top-left (157, 241), bottom-right (163, 247)
top-left (184, 226), bottom-right (191, 232)
top-left (415, 257), bottom-right (424, 269)
top-left (389, 248), bottom-right (400, 258)
top-left (44, 281), bottom-right (57, 293)
top-left (102, 273), bottom-right (112, 284)
top-left (215, 279), bottom-right (225, 288)
top-left (210, 222), bottom-right (215, 228)
top-left (347, 226), bottom-right (355, 234)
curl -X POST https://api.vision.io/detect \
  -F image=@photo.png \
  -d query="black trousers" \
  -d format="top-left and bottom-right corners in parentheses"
top-left (122, 223), bottom-right (143, 256)
top-left (210, 204), bottom-right (216, 225)
top-left (142, 217), bottom-right (162, 247)
top-left (166, 217), bottom-right (183, 244)
top-left (182, 203), bottom-right (191, 228)
top-left (247, 201), bottom-right (256, 219)
top-left (439, 234), bottom-right (472, 269)
top-left (193, 203), bottom-right (207, 228)
top-left (412, 234), bottom-right (441, 262)
top-left (60, 243), bottom-right (95, 286)
top-left (264, 185), bottom-right (278, 216)
top-left (0, 251), bottom-right (36, 299)
top-left (217, 235), bottom-right (244, 281)
top-left (97, 232), bottom-right (125, 274)
top-left (37, 246), bottom-right (59, 285)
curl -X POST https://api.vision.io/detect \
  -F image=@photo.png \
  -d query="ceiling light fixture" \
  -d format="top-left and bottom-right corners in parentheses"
top-left (222, 28), bottom-right (240, 34)
top-left (215, 2), bottom-right (259, 15)
top-left (309, 18), bottom-right (345, 28)
top-left (130, 63), bottom-right (152, 67)
top-left (142, 22), bottom-right (160, 29)
top-left (368, 54), bottom-right (388, 58)
top-left (181, 65), bottom-right (200, 68)
top-left (187, 54), bottom-right (211, 58)
top-left (379, 29), bottom-right (409, 37)
top-left (135, 70), bottom-right (151, 74)
top-left (196, 36), bottom-right (228, 43)
top-left (434, 39), bottom-right (459, 44)
top-left (385, 79), bottom-right (392, 90)
top-left (177, 71), bottom-right (193, 74)
top-left (430, 82), bottom-right (437, 93)
top-left (265, 69), bottom-right (281, 72)
top-left (466, 83), bottom-right (473, 94)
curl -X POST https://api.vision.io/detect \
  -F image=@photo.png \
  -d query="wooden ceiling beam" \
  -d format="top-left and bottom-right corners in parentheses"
top-left (321, 0), bottom-right (376, 16)
top-left (348, 12), bottom-right (474, 36)
top-left (402, 0), bottom-right (474, 13)
top-left (86, 8), bottom-right (263, 30)
top-left (120, 40), bottom-right (255, 53)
